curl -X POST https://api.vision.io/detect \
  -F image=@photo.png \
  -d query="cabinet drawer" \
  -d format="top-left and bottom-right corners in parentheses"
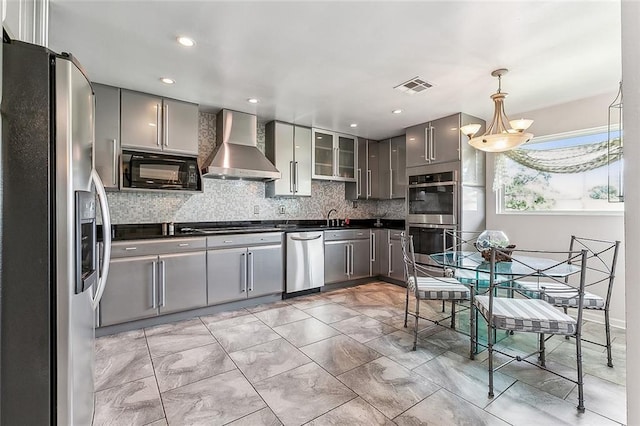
top-left (324, 229), bottom-right (370, 242)
top-left (111, 237), bottom-right (207, 258)
top-left (207, 232), bottom-right (283, 249)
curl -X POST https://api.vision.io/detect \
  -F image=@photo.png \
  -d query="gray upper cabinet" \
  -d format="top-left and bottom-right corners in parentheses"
top-left (379, 135), bottom-right (407, 199)
top-left (346, 139), bottom-right (379, 200)
top-left (429, 114), bottom-right (461, 164)
top-left (121, 89), bottom-right (198, 156)
top-left (265, 122), bottom-right (312, 197)
top-left (312, 129), bottom-right (357, 182)
top-left (94, 83), bottom-right (120, 190)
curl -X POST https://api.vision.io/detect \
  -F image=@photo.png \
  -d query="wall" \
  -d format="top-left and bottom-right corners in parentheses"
top-left (106, 112), bottom-right (406, 224)
top-left (485, 92), bottom-right (626, 327)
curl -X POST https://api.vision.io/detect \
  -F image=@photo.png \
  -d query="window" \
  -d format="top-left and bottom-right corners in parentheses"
top-left (497, 126), bottom-right (623, 213)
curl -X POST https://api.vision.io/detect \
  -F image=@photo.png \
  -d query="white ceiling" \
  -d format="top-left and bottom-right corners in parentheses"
top-left (48, 0), bottom-right (621, 140)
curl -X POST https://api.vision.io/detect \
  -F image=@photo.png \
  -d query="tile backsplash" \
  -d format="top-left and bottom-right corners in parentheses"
top-left (106, 112), bottom-right (406, 224)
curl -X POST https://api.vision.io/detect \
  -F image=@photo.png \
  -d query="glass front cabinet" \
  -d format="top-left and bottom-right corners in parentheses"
top-left (312, 129), bottom-right (356, 181)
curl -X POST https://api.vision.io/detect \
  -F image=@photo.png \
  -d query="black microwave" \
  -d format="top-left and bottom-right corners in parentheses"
top-left (122, 150), bottom-right (202, 191)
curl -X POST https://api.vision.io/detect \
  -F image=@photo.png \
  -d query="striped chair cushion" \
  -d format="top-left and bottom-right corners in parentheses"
top-left (453, 269), bottom-right (509, 286)
top-left (407, 276), bottom-right (470, 300)
top-left (516, 281), bottom-right (605, 309)
top-left (474, 295), bottom-right (577, 335)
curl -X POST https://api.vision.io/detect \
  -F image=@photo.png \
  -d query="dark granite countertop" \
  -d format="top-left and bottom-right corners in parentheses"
top-left (99, 219), bottom-right (405, 241)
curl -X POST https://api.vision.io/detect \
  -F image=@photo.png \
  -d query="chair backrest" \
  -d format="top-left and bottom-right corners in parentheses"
top-left (443, 229), bottom-right (483, 252)
top-left (400, 232), bottom-right (418, 284)
top-left (569, 236), bottom-right (620, 308)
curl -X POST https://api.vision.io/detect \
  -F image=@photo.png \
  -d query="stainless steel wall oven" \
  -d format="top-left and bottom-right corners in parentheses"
top-left (407, 171), bottom-right (456, 225)
top-left (407, 224), bottom-right (455, 266)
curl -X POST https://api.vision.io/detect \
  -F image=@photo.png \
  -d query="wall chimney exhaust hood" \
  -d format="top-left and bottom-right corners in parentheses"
top-left (202, 109), bottom-right (281, 181)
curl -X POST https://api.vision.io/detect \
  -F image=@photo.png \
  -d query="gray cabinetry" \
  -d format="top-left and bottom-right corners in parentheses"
top-left (388, 230), bottom-right (405, 281)
top-left (265, 122), bottom-right (312, 197)
top-left (324, 229), bottom-right (370, 283)
top-left (379, 135), bottom-right (407, 199)
top-left (370, 229), bottom-right (385, 276)
top-left (207, 233), bottom-right (284, 304)
top-left (99, 238), bottom-right (207, 326)
top-left (312, 129), bottom-right (357, 182)
top-left (121, 89), bottom-right (198, 155)
top-left (430, 114), bottom-right (462, 164)
top-left (94, 83), bottom-right (120, 190)
top-left (346, 139), bottom-right (379, 200)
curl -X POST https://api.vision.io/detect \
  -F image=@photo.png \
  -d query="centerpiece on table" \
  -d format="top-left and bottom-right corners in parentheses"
top-left (476, 230), bottom-right (516, 262)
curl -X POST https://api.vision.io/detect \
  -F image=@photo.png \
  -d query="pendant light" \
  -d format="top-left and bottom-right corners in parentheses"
top-left (462, 68), bottom-right (534, 152)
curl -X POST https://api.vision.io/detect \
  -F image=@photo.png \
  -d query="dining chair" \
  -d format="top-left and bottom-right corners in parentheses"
top-left (515, 236), bottom-right (620, 367)
top-left (400, 233), bottom-right (472, 352)
top-left (473, 246), bottom-right (589, 412)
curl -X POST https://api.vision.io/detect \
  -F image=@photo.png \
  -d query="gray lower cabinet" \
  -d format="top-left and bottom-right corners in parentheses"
top-left (388, 230), bottom-right (405, 281)
top-left (207, 233), bottom-right (284, 305)
top-left (371, 229), bottom-right (405, 281)
top-left (371, 229), bottom-right (385, 276)
top-left (324, 229), bottom-right (371, 284)
top-left (99, 238), bottom-right (207, 327)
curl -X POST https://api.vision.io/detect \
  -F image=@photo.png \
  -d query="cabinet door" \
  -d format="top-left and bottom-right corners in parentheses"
top-left (266, 122), bottom-right (295, 196)
top-left (312, 129), bottom-right (335, 179)
top-left (390, 135), bottom-right (407, 199)
top-left (324, 241), bottom-right (349, 284)
top-left (368, 141), bottom-right (380, 199)
top-left (207, 247), bottom-right (247, 305)
top-left (378, 231), bottom-right (390, 277)
top-left (248, 245), bottom-right (284, 297)
top-left (337, 134), bottom-right (356, 181)
top-left (389, 239), bottom-right (406, 281)
top-left (94, 84), bottom-right (120, 190)
top-left (405, 122), bottom-right (429, 168)
top-left (159, 251), bottom-right (207, 314)
top-left (121, 90), bottom-right (163, 151)
top-left (350, 239), bottom-right (371, 279)
top-left (163, 98), bottom-right (199, 155)
top-left (430, 114), bottom-right (461, 164)
top-left (370, 229), bottom-right (385, 276)
top-left (378, 139), bottom-right (391, 199)
top-left (294, 126), bottom-right (312, 196)
top-left (99, 255), bottom-right (158, 326)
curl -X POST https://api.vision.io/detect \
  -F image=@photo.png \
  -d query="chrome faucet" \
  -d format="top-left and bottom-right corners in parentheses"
top-left (326, 208), bottom-right (337, 226)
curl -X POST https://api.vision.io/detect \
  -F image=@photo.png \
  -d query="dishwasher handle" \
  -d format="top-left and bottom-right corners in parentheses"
top-left (290, 235), bottom-right (322, 241)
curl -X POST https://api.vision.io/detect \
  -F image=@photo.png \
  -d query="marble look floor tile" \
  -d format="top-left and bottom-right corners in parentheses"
top-left (201, 312), bottom-right (259, 333)
top-left (162, 369), bottom-right (266, 426)
top-left (352, 304), bottom-right (406, 322)
top-left (96, 329), bottom-right (147, 359)
top-left (413, 351), bottom-right (515, 408)
top-left (144, 318), bottom-right (204, 337)
top-left (254, 305), bottom-right (311, 327)
top-left (337, 357), bottom-right (439, 419)
top-left (394, 388), bottom-right (509, 426)
top-left (365, 330), bottom-right (446, 370)
top-left (286, 294), bottom-right (333, 310)
top-left (567, 374), bottom-right (626, 424)
top-left (199, 308), bottom-right (249, 324)
top-left (421, 328), bottom-right (474, 358)
top-left (229, 338), bottom-right (311, 383)
top-left (306, 397), bottom-right (394, 426)
top-left (254, 363), bottom-right (356, 426)
top-left (212, 320), bottom-right (281, 352)
top-left (93, 376), bottom-right (164, 426)
top-left (227, 407), bottom-right (282, 426)
top-left (303, 303), bottom-right (361, 324)
top-left (95, 346), bottom-right (154, 391)
top-left (496, 355), bottom-right (577, 399)
top-left (153, 343), bottom-right (236, 392)
top-left (324, 292), bottom-right (380, 307)
top-left (300, 335), bottom-right (381, 376)
top-left (145, 319), bottom-right (215, 359)
top-left (247, 300), bottom-right (292, 313)
top-left (549, 340), bottom-right (626, 386)
top-left (273, 317), bottom-right (342, 347)
top-left (485, 381), bottom-right (619, 425)
top-left (144, 420), bottom-right (167, 426)
top-left (330, 315), bottom-right (397, 343)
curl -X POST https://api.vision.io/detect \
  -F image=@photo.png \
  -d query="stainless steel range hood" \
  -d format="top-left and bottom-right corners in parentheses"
top-left (202, 109), bottom-right (281, 181)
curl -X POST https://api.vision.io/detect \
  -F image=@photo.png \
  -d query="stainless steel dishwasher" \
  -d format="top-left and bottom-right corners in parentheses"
top-left (286, 231), bottom-right (324, 293)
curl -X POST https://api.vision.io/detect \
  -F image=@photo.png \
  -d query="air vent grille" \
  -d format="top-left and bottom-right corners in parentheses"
top-left (394, 77), bottom-right (433, 94)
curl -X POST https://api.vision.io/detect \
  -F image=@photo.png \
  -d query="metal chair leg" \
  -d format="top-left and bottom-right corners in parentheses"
top-left (413, 292), bottom-right (420, 351)
top-left (470, 291), bottom-right (476, 360)
top-left (605, 309), bottom-right (613, 367)
top-left (404, 284), bottom-right (410, 328)
top-left (442, 300), bottom-right (445, 312)
top-left (539, 333), bottom-right (546, 367)
top-left (450, 301), bottom-right (456, 329)
top-left (488, 320), bottom-right (494, 398)
top-left (576, 331), bottom-right (585, 412)
top-left (564, 306), bottom-right (570, 340)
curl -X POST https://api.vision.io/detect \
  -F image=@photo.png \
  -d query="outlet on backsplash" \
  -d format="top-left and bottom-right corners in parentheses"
top-left (253, 205), bottom-right (260, 215)
top-left (279, 205), bottom-right (286, 215)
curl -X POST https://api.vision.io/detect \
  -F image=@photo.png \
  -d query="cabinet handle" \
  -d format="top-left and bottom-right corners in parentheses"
top-left (430, 125), bottom-right (436, 160)
top-left (224, 240), bottom-right (233, 244)
top-left (371, 232), bottom-right (376, 262)
top-left (345, 244), bottom-right (349, 276)
top-left (388, 243), bottom-right (393, 275)
top-left (367, 170), bottom-right (372, 198)
top-left (156, 104), bottom-right (161, 146)
top-left (241, 252), bottom-right (247, 292)
top-left (178, 243), bottom-right (189, 247)
top-left (424, 127), bottom-right (429, 163)
top-left (164, 104), bottom-right (169, 147)
top-left (125, 247), bottom-right (137, 251)
top-left (112, 139), bottom-right (118, 186)
top-left (248, 251), bottom-right (254, 291)
top-left (357, 168), bottom-right (362, 197)
top-left (334, 148), bottom-right (338, 177)
top-left (160, 260), bottom-right (166, 307)
top-left (390, 169), bottom-right (393, 198)
top-left (350, 244), bottom-right (354, 275)
top-left (294, 161), bottom-right (299, 193)
top-left (289, 161), bottom-right (294, 193)
top-left (151, 261), bottom-right (157, 309)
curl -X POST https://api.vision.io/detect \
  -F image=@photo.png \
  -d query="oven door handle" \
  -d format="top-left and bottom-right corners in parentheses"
top-left (91, 169), bottom-right (111, 310)
top-left (408, 181), bottom-right (457, 188)
top-left (408, 223), bottom-right (456, 229)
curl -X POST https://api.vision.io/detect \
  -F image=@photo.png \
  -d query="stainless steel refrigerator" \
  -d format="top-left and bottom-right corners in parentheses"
top-left (0, 38), bottom-right (112, 424)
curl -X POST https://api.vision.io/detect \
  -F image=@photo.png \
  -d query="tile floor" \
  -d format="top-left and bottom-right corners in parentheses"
top-left (93, 282), bottom-right (627, 426)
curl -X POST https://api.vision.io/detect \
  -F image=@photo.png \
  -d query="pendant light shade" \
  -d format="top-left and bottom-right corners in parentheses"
top-left (463, 69), bottom-right (533, 153)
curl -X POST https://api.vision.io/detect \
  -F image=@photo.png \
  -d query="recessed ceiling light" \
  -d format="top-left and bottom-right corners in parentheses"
top-left (247, 98), bottom-right (259, 104)
top-left (350, 123), bottom-right (358, 128)
top-left (177, 36), bottom-right (195, 47)
top-left (392, 109), bottom-right (402, 114)
top-left (160, 77), bottom-right (175, 85)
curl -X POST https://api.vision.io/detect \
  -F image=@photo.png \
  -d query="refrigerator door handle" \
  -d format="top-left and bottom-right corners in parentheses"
top-left (91, 169), bottom-right (112, 310)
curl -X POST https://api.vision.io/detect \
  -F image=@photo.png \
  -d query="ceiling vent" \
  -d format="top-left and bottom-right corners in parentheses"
top-left (394, 76), bottom-right (433, 94)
